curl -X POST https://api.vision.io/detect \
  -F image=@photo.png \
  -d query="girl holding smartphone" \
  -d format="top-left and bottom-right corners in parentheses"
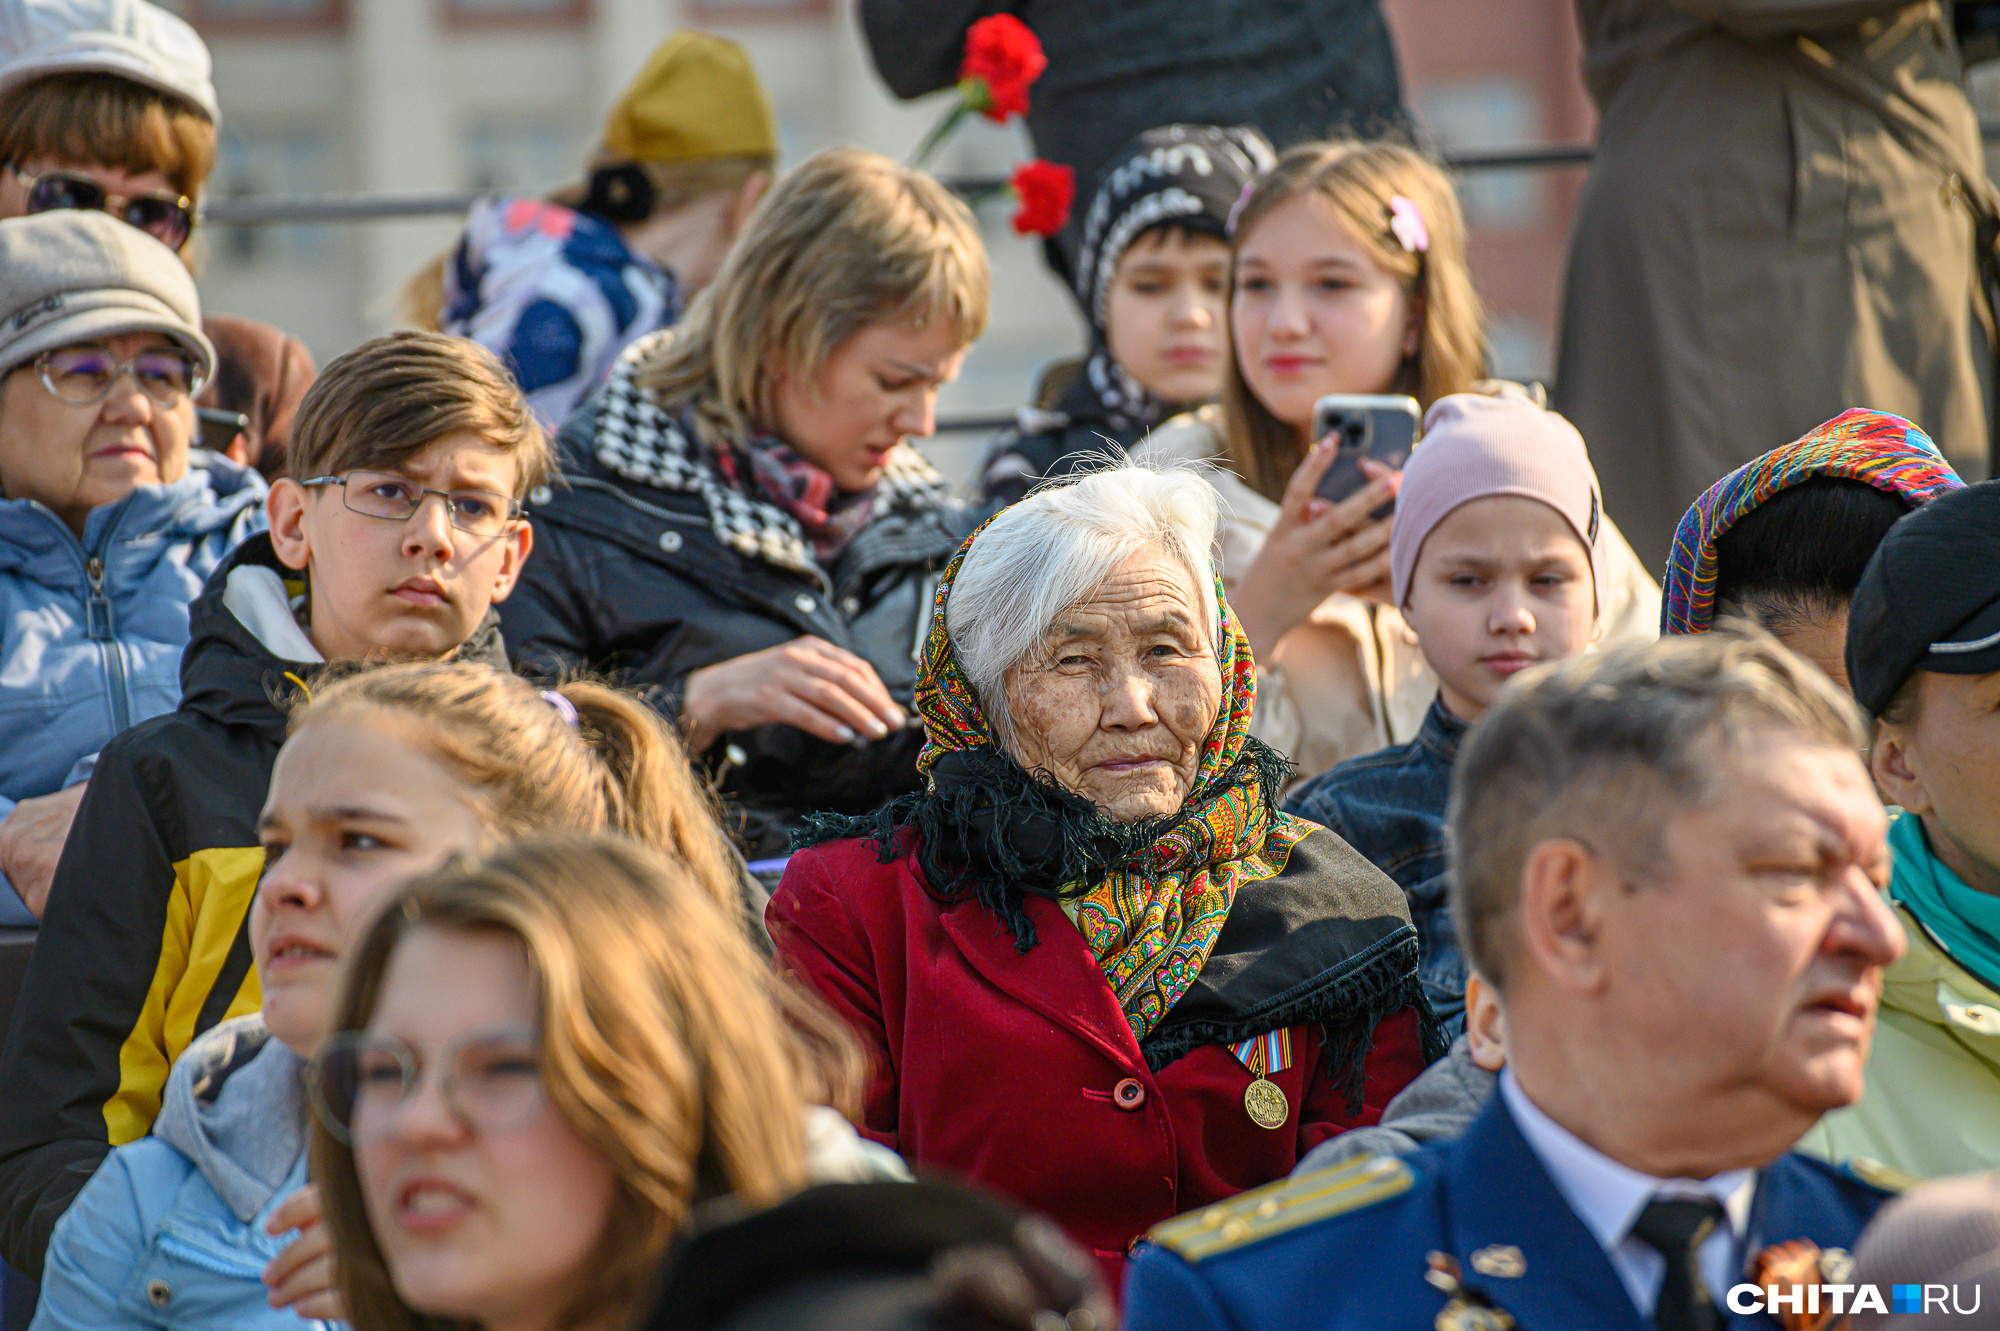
top-left (1141, 139), bottom-right (1660, 784)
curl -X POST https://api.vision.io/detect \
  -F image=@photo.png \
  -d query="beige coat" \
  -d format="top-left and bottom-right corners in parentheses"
top-left (1138, 407), bottom-right (1663, 786)
top-left (1555, 0), bottom-right (1989, 568)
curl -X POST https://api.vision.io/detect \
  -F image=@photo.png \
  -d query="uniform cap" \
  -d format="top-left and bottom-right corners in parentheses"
top-left (1848, 479), bottom-right (2000, 717)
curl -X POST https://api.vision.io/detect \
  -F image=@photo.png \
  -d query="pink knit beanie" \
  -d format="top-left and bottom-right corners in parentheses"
top-left (1388, 393), bottom-right (1605, 612)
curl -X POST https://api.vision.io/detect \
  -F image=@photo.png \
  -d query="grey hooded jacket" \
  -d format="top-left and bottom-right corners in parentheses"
top-left (1293, 1034), bottom-right (1495, 1173)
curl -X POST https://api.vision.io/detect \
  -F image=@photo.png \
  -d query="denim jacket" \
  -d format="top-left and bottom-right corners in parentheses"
top-left (1283, 694), bottom-right (1467, 1034)
top-left (29, 1016), bottom-right (335, 1331)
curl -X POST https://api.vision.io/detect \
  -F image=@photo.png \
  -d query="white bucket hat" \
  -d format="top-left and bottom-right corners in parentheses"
top-left (0, 0), bottom-right (217, 124)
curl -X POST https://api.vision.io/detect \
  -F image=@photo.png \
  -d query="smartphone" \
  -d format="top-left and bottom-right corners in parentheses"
top-left (1311, 393), bottom-right (1420, 518)
top-left (196, 405), bottom-right (250, 455)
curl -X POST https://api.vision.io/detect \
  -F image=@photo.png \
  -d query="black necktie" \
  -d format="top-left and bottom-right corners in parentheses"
top-left (1629, 1195), bottom-right (1727, 1331)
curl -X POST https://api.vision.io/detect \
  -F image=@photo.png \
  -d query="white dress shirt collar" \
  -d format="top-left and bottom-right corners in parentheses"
top-left (1500, 1069), bottom-right (1755, 1314)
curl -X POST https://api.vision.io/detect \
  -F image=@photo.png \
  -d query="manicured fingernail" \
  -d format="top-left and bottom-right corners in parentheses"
top-left (868, 719), bottom-right (889, 739)
top-left (835, 724), bottom-right (856, 742)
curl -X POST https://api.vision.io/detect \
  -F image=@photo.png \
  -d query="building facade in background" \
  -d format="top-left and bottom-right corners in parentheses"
top-left (169, 0), bottom-right (1594, 469)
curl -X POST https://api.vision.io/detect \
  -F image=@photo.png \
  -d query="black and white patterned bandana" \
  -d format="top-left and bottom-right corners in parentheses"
top-left (591, 331), bottom-right (959, 580)
top-left (1067, 124), bottom-right (1275, 431)
top-left (1074, 124), bottom-right (1275, 334)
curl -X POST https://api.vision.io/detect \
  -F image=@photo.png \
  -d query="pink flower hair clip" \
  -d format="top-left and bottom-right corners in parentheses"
top-left (1388, 194), bottom-right (1430, 255)
top-left (1226, 181), bottom-right (1255, 236)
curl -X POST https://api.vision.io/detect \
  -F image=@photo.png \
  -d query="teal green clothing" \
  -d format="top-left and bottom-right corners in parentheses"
top-left (1797, 814), bottom-right (2000, 1178)
top-left (1886, 813), bottom-right (2000, 989)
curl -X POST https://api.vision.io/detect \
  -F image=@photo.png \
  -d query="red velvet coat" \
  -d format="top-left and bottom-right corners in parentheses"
top-left (768, 834), bottom-right (1430, 1289)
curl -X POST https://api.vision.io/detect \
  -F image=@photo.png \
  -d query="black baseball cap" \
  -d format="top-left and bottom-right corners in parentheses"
top-left (1848, 479), bottom-right (2000, 717)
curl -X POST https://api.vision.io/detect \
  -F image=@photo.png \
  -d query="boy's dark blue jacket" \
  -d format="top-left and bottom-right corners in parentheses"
top-left (1284, 695), bottom-right (1467, 1034)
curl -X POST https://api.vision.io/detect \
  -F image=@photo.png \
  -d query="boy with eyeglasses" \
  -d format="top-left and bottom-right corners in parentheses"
top-left (0, 330), bottom-right (548, 1282)
top-left (0, 0), bottom-right (318, 480)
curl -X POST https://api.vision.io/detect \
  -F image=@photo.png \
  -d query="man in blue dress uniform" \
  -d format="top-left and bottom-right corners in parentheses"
top-left (1126, 631), bottom-right (1912, 1330)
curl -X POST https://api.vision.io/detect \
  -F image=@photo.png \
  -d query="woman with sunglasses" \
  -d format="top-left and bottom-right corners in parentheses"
top-left (0, 0), bottom-right (317, 480)
top-left (0, 209), bottom-right (263, 925)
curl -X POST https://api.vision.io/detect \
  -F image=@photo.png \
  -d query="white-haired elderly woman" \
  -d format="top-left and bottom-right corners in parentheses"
top-left (769, 465), bottom-right (1440, 1293)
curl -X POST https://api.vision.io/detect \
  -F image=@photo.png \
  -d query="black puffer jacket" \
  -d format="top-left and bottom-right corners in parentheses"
top-left (501, 387), bottom-right (981, 860)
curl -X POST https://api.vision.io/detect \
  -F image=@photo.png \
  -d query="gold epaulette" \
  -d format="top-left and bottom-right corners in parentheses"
top-left (1147, 1153), bottom-right (1415, 1263)
top-left (1843, 1156), bottom-right (1921, 1195)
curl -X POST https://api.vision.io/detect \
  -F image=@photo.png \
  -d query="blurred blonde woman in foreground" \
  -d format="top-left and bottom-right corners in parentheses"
top-left (311, 834), bottom-right (869, 1331)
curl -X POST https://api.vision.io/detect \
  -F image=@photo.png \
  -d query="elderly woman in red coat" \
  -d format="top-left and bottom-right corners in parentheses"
top-left (768, 464), bottom-right (1441, 1291)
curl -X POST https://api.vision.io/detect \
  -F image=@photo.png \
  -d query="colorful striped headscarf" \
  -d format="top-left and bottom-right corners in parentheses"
top-left (908, 520), bottom-right (1310, 1041)
top-left (1662, 408), bottom-right (1963, 635)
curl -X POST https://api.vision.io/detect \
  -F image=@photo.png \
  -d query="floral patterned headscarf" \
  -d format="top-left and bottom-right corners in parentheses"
top-left (1662, 408), bottom-right (1962, 635)
top-left (899, 520), bottom-right (1309, 1041)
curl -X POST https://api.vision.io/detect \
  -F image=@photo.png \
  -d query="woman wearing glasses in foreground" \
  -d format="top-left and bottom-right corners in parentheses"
top-left (310, 835), bottom-right (1114, 1331)
top-left (0, 210), bottom-right (262, 922)
top-left (312, 835), bottom-right (858, 1331)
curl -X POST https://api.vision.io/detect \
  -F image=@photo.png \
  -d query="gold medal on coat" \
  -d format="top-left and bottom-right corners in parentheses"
top-left (1232, 1030), bottom-right (1295, 1130)
top-left (1426, 1253), bottom-right (1518, 1331)
top-left (1243, 1076), bottom-right (1289, 1128)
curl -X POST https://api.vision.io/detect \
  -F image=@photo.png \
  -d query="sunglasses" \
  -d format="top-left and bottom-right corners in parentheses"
top-left (12, 165), bottom-right (196, 250)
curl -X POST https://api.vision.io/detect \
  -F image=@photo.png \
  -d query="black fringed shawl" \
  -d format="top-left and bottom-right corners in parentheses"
top-left (797, 741), bottom-right (1445, 1108)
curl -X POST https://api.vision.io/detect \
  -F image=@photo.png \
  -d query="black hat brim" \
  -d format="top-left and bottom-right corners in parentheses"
top-left (1910, 595), bottom-right (2000, 680)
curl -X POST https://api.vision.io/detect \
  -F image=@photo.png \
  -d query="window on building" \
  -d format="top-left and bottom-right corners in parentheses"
top-left (208, 121), bottom-right (337, 265)
top-left (1416, 77), bottom-right (1543, 231)
top-left (181, 0), bottom-right (344, 30)
top-left (443, 0), bottom-right (589, 24)
top-left (463, 117), bottom-right (583, 194)
top-left (688, 0), bottom-right (830, 18)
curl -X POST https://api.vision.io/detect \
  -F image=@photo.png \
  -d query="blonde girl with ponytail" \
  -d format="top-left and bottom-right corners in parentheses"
top-left (29, 662), bottom-right (875, 1331)
top-left (273, 661), bottom-right (747, 919)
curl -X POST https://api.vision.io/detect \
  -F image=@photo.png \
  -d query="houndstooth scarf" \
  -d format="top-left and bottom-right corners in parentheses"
top-left (591, 332), bottom-right (959, 579)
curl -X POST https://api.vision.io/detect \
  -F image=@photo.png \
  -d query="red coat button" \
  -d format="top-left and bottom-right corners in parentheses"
top-left (1112, 1077), bottom-right (1146, 1110)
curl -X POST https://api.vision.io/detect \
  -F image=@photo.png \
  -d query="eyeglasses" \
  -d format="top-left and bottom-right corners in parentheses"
top-left (299, 471), bottom-right (526, 538)
top-left (36, 345), bottom-right (204, 406)
top-left (309, 1025), bottom-right (546, 1145)
top-left (12, 165), bottom-right (195, 251)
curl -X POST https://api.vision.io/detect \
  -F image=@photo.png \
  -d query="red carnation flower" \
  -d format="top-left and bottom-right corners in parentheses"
top-left (1010, 159), bottom-right (1074, 237)
top-left (960, 14), bottom-right (1046, 123)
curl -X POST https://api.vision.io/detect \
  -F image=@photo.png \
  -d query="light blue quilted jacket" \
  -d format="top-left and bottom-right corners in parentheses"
top-left (0, 453), bottom-right (264, 918)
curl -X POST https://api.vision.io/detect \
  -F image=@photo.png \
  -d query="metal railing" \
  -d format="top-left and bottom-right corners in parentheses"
top-left (187, 129), bottom-right (2000, 438)
top-left (196, 142), bottom-right (1610, 227)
